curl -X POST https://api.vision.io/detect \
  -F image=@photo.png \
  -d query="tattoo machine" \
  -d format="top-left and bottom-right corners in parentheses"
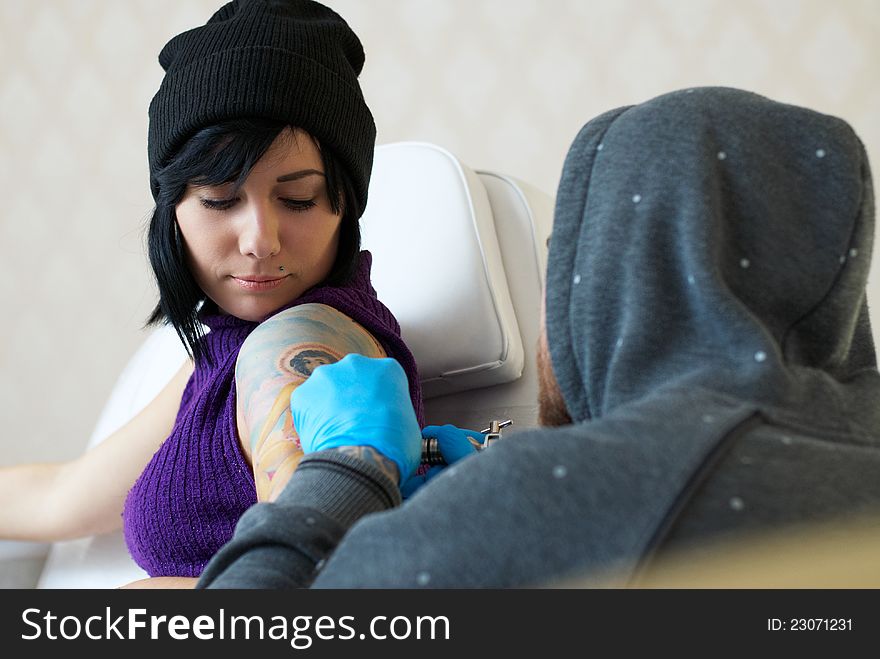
top-left (421, 419), bottom-right (513, 465)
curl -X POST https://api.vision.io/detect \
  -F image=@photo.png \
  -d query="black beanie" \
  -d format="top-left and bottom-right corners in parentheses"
top-left (147, 0), bottom-right (376, 211)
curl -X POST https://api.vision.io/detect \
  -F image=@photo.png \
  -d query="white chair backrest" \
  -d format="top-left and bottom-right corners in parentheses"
top-left (422, 167), bottom-right (552, 431)
top-left (362, 142), bottom-right (552, 430)
top-left (363, 142), bottom-right (525, 398)
top-left (37, 142), bottom-right (553, 588)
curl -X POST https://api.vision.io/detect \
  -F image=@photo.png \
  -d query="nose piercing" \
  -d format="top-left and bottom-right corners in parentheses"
top-left (279, 266), bottom-right (285, 272)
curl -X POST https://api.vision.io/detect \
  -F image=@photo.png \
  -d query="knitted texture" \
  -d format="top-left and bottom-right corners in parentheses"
top-left (147, 0), bottom-right (375, 208)
top-left (122, 250), bottom-right (422, 577)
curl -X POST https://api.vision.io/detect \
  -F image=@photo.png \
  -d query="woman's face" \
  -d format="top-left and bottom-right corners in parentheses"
top-left (175, 127), bottom-right (342, 322)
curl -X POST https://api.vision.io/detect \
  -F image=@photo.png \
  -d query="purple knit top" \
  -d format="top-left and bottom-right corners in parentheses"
top-left (122, 251), bottom-right (423, 578)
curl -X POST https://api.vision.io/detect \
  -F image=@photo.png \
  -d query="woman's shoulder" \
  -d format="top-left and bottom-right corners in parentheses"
top-left (241, 304), bottom-right (386, 370)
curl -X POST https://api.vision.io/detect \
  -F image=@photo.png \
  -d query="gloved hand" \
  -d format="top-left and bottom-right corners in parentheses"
top-left (290, 353), bottom-right (422, 483)
top-left (401, 424), bottom-right (484, 498)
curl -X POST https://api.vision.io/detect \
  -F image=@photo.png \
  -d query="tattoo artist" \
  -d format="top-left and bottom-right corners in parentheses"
top-left (198, 87), bottom-right (880, 588)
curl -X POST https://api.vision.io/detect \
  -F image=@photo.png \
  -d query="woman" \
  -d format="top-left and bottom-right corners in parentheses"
top-left (0, 0), bottom-right (434, 588)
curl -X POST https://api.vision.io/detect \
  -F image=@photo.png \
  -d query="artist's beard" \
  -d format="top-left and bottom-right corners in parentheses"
top-left (536, 334), bottom-right (573, 427)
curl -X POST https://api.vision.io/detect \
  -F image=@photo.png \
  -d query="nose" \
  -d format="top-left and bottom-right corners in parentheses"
top-left (238, 201), bottom-right (281, 260)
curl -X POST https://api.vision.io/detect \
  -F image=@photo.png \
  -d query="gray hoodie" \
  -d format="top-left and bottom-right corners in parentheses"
top-left (198, 87), bottom-right (880, 589)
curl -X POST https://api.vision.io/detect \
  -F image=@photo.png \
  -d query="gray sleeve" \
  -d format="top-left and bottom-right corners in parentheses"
top-left (196, 449), bottom-right (401, 589)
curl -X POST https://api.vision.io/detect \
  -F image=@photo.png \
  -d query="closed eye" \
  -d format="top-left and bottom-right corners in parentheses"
top-left (281, 198), bottom-right (317, 212)
top-left (199, 198), bottom-right (237, 211)
top-left (199, 198), bottom-right (317, 212)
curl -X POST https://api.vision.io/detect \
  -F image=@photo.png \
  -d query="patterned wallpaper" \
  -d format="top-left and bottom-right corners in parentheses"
top-left (1, 0), bottom-right (878, 464)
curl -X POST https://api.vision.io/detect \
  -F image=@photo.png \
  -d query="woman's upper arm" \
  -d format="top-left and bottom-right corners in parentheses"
top-left (235, 303), bottom-right (386, 502)
top-left (52, 358), bottom-right (194, 538)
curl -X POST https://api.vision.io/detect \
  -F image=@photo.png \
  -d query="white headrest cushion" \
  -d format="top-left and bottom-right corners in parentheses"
top-left (361, 142), bottom-right (524, 399)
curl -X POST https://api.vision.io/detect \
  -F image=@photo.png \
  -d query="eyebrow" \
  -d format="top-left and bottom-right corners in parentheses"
top-left (277, 169), bottom-right (325, 182)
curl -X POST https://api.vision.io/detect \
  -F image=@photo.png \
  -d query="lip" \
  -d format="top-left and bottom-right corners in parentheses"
top-left (232, 274), bottom-right (289, 291)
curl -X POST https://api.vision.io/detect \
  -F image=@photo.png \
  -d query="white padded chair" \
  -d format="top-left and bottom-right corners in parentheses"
top-left (32, 142), bottom-right (553, 588)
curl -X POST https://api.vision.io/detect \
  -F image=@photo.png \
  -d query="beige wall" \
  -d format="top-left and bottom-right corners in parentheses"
top-left (1, 0), bottom-right (878, 465)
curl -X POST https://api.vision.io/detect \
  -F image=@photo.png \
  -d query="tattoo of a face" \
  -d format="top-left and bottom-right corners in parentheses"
top-left (279, 345), bottom-right (339, 378)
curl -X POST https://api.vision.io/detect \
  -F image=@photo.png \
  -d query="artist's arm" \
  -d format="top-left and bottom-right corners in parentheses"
top-left (198, 354), bottom-right (421, 589)
top-left (196, 447), bottom-right (400, 589)
top-left (235, 303), bottom-right (387, 502)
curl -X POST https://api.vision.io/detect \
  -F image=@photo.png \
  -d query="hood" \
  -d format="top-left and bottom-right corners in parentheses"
top-left (545, 87), bottom-right (880, 439)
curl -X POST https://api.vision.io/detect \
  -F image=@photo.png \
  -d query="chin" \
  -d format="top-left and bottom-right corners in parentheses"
top-left (215, 278), bottom-right (310, 322)
top-left (217, 296), bottom-right (284, 323)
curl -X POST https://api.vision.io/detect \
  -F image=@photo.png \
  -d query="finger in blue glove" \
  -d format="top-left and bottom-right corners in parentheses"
top-left (401, 425), bottom-right (484, 498)
top-left (401, 466), bottom-right (445, 499)
top-left (421, 424), bottom-right (485, 465)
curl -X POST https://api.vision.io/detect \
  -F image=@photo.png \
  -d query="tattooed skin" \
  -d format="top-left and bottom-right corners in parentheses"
top-left (332, 446), bottom-right (400, 484)
top-left (235, 303), bottom-right (387, 501)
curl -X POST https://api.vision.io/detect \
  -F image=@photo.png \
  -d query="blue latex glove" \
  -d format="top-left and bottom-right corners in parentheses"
top-left (290, 354), bottom-right (422, 483)
top-left (401, 424), bottom-right (484, 498)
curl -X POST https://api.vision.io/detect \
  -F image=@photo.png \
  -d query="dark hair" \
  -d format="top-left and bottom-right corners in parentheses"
top-left (289, 349), bottom-right (337, 377)
top-left (145, 118), bottom-right (362, 365)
